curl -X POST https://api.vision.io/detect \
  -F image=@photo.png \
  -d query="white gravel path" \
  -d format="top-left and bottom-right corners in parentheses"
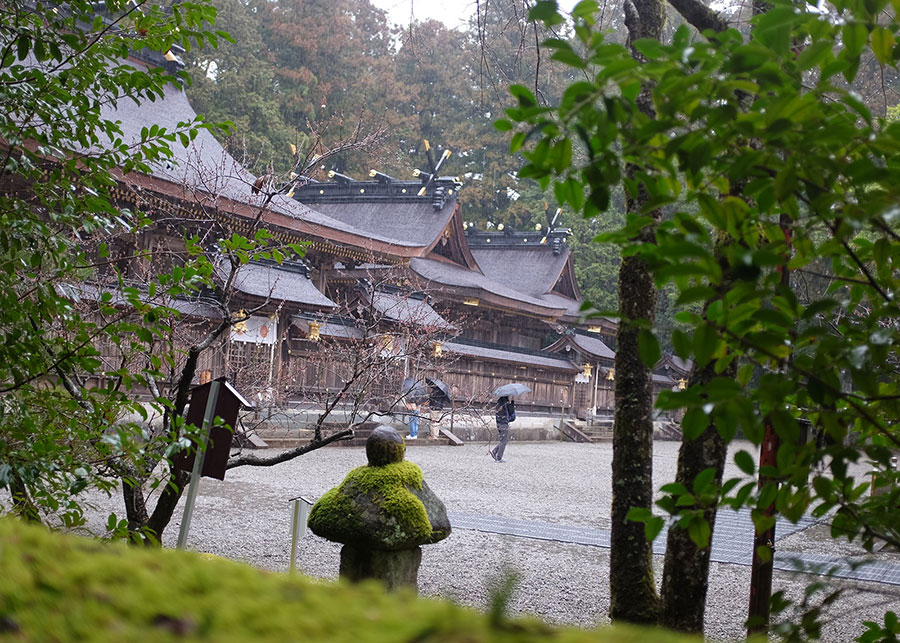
top-left (72, 440), bottom-right (899, 641)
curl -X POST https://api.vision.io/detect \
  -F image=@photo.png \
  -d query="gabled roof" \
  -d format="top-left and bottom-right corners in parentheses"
top-left (299, 193), bottom-right (455, 249)
top-left (545, 332), bottom-right (616, 362)
top-left (224, 261), bottom-right (336, 309)
top-left (409, 257), bottom-right (568, 318)
top-left (466, 229), bottom-right (583, 320)
top-left (470, 245), bottom-right (570, 298)
top-left (443, 340), bottom-right (580, 372)
top-left (540, 292), bottom-right (584, 319)
top-left (58, 282), bottom-right (223, 319)
top-left (657, 354), bottom-right (693, 377)
top-left (99, 62), bottom-right (448, 260)
top-left (425, 207), bottom-right (480, 271)
top-left (367, 291), bottom-right (454, 331)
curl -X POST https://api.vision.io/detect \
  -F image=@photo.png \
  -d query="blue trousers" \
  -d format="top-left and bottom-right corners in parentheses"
top-left (409, 414), bottom-right (419, 438)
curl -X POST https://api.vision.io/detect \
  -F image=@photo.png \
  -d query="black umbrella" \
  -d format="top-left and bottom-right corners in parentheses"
top-left (401, 377), bottom-right (428, 400)
top-left (426, 378), bottom-right (451, 409)
top-left (426, 378), bottom-right (451, 399)
top-left (492, 382), bottom-right (531, 397)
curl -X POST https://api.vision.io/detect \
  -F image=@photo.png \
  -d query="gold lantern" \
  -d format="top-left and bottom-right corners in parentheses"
top-left (307, 320), bottom-right (321, 342)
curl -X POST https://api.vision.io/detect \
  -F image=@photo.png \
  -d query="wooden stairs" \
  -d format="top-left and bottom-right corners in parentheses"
top-left (252, 421), bottom-right (464, 449)
top-left (559, 418), bottom-right (614, 443)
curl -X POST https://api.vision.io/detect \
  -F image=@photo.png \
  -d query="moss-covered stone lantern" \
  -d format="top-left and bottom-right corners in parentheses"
top-left (308, 425), bottom-right (451, 591)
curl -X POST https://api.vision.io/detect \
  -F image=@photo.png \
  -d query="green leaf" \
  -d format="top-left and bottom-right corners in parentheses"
top-left (692, 467), bottom-right (716, 495)
top-left (633, 38), bottom-right (666, 60)
top-left (626, 506), bottom-right (653, 522)
top-left (842, 22), bottom-right (868, 57)
top-left (871, 27), bottom-right (896, 64)
top-left (688, 516), bottom-right (712, 548)
top-left (638, 329), bottom-right (661, 367)
top-left (509, 84), bottom-right (538, 107)
top-left (645, 516), bottom-right (664, 541)
top-left (682, 407), bottom-right (708, 440)
top-left (754, 7), bottom-right (800, 56)
top-left (734, 450), bottom-right (756, 475)
top-left (528, 0), bottom-right (563, 24)
top-left (693, 323), bottom-right (717, 367)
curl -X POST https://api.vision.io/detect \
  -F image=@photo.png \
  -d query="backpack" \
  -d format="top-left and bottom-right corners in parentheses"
top-left (495, 398), bottom-right (516, 424)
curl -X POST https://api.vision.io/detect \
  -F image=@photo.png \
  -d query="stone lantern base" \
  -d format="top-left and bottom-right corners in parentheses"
top-left (339, 545), bottom-right (422, 591)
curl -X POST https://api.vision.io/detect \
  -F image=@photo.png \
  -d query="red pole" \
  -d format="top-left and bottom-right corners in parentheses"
top-left (747, 213), bottom-right (792, 635)
top-left (747, 422), bottom-right (779, 635)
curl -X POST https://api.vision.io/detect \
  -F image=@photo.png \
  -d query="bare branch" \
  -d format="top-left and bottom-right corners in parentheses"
top-left (227, 429), bottom-right (354, 469)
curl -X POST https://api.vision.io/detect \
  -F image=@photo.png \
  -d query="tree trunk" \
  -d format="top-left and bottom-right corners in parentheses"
top-left (659, 358), bottom-right (735, 632)
top-left (122, 476), bottom-right (150, 533)
top-left (608, 0), bottom-right (666, 626)
top-left (609, 235), bottom-right (660, 624)
top-left (145, 468), bottom-right (191, 543)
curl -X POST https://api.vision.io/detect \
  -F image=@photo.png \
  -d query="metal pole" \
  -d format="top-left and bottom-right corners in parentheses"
top-left (289, 496), bottom-right (312, 573)
top-left (176, 380), bottom-right (221, 550)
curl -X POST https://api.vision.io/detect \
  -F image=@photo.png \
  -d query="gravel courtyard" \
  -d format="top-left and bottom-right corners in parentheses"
top-left (78, 439), bottom-right (899, 641)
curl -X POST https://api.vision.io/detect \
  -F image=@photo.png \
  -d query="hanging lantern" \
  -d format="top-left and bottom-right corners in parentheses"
top-left (233, 310), bottom-right (248, 335)
top-left (606, 367), bottom-right (615, 381)
top-left (307, 320), bottom-right (321, 342)
top-left (678, 377), bottom-right (687, 390)
top-left (582, 363), bottom-right (593, 379)
top-left (432, 341), bottom-right (443, 358)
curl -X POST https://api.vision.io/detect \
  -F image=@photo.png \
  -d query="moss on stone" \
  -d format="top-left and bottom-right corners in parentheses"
top-left (308, 462), bottom-right (433, 550)
top-left (365, 429), bottom-right (406, 466)
top-left (0, 517), bottom-right (700, 642)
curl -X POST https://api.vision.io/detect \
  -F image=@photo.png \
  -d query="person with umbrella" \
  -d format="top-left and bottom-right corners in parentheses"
top-left (401, 377), bottom-right (426, 440)
top-left (489, 383), bottom-right (530, 462)
top-left (425, 378), bottom-right (451, 439)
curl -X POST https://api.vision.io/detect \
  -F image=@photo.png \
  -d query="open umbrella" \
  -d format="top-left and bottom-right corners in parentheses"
top-left (401, 377), bottom-right (428, 401)
top-left (426, 378), bottom-right (451, 399)
top-left (492, 382), bottom-right (531, 397)
top-left (425, 378), bottom-right (451, 409)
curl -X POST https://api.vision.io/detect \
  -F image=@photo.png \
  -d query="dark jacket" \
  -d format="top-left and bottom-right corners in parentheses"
top-left (495, 397), bottom-right (515, 426)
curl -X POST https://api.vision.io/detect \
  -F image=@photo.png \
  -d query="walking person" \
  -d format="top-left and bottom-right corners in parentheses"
top-left (407, 400), bottom-right (419, 440)
top-left (489, 396), bottom-right (515, 462)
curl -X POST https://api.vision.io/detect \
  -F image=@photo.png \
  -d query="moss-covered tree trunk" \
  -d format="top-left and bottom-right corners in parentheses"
top-left (608, 0), bottom-right (666, 626)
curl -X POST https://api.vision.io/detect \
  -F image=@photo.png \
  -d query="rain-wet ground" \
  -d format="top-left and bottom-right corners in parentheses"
top-left (74, 440), bottom-right (899, 641)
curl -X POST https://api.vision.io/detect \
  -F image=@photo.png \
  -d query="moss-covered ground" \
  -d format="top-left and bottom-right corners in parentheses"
top-left (0, 517), bottom-right (697, 642)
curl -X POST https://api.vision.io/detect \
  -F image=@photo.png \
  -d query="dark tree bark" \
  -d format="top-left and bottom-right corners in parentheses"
top-left (659, 356), bottom-right (737, 631)
top-left (609, 247), bottom-right (661, 624)
top-left (608, 0), bottom-right (666, 625)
